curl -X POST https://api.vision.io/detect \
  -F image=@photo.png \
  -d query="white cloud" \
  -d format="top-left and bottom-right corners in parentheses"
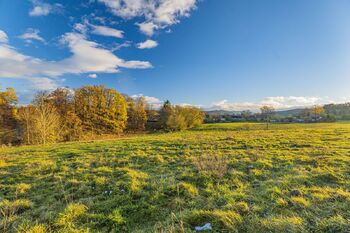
top-left (98, 0), bottom-right (147, 19)
top-left (153, 0), bottom-right (197, 25)
top-left (91, 25), bottom-right (124, 38)
top-left (29, 0), bottom-right (62, 17)
top-left (131, 94), bottom-right (163, 108)
top-left (178, 103), bottom-right (202, 108)
top-left (131, 94), bottom-right (200, 109)
top-left (27, 77), bottom-right (58, 91)
top-left (112, 41), bottom-right (131, 51)
top-left (74, 23), bottom-right (88, 34)
top-left (29, 3), bottom-right (51, 16)
top-left (0, 30), bottom-right (8, 43)
top-left (19, 28), bottom-right (46, 43)
top-left (137, 39), bottom-right (158, 49)
top-left (73, 20), bottom-right (124, 39)
top-left (209, 96), bottom-right (324, 112)
top-left (88, 73), bottom-right (97, 78)
top-left (136, 22), bottom-right (158, 36)
top-left (98, 0), bottom-right (198, 36)
top-left (0, 29), bottom-right (152, 79)
top-left (56, 32), bottom-right (151, 73)
top-left (261, 96), bottom-right (320, 109)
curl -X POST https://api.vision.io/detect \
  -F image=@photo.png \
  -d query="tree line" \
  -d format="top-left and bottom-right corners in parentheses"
top-left (0, 85), bottom-right (204, 146)
top-left (206, 105), bottom-right (336, 124)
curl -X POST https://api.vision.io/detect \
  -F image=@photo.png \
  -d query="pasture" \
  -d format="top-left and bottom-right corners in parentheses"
top-left (1, 123), bottom-right (350, 232)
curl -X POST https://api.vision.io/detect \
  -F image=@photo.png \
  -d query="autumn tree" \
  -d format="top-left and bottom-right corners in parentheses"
top-left (0, 87), bottom-right (19, 144)
top-left (166, 105), bottom-right (204, 131)
top-left (126, 96), bottom-right (148, 132)
top-left (260, 105), bottom-right (275, 130)
top-left (181, 106), bottom-right (205, 128)
top-left (159, 100), bottom-right (173, 130)
top-left (144, 104), bottom-right (161, 131)
top-left (241, 110), bottom-right (252, 120)
top-left (32, 92), bottom-right (61, 144)
top-left (301, 105), bottom-right (325, 122)
top-left (48, 88), bottom-right (83, 141)
top-left (74, 85), bottom-right (127, 135)
top-left (18, 105), bottom-right (36, 145)
top-left (312, 105), bottom-right (324, 119)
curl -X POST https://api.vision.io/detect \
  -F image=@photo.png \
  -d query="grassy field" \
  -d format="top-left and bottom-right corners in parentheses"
top-left (1, 123), bottom-right (350, 232)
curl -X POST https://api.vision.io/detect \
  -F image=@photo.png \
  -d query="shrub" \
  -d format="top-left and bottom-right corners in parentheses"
top-left (166, 105), bottom-right (204, 131)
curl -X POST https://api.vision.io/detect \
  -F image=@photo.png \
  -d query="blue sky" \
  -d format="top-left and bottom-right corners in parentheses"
top-left (1, 0), bottom-right (350, 110)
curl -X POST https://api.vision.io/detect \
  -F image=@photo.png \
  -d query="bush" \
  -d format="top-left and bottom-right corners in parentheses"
top-left (165, 105), bottom-right (204, 131)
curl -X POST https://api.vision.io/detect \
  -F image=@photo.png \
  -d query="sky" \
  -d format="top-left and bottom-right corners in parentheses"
top-left (1, 0), bottom-right (350, 111)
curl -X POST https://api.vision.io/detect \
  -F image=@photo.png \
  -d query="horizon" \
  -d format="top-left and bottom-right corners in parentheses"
top-left (1, 0), bottom-right (350, 111)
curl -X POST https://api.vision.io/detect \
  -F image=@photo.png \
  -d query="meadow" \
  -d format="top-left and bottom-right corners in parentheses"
top-left (1, 122), bottom-right (350, 232)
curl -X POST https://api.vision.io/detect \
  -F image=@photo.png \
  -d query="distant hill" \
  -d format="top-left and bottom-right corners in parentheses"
top-left (274, 108), bottom-right (305, 117)
top-left (204, 102), bottom-right (350, 120)
top-left (324, 103), bottom-right (350, 120)
top-left (205, 110), bottom-right (242, 116)
top-left (204, 108), bottom-right (305, 117)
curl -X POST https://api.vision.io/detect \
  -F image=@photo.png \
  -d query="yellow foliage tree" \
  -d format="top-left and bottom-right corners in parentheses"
top-left (74, 85), bottom-right (127, 135)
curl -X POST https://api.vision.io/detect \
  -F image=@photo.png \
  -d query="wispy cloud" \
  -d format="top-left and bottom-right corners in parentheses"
top-left (27, 77), bottom-right (58, 91)
top-left (111, 41), bottom-right (131, 51)
top-left (73, 20), bottom-right (124, 39)
top-left (91, 25), bottom-right (124, 39)
top-left (73, 23), bottom-right (88, 34)
top-left (18, 28), bottom-right (46, 44)
top-left (0, 30), bottom-right (8, 43)
top-left (29, 0), bottom-right (63, 17)
top-left (98, 0), bottom-right (198, 36)
top-left (137, 39), bottom-right (158, 49)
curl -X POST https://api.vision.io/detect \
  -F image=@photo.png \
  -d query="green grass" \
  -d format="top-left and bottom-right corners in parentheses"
top-left (1, 122), bottom-right (350, 232)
